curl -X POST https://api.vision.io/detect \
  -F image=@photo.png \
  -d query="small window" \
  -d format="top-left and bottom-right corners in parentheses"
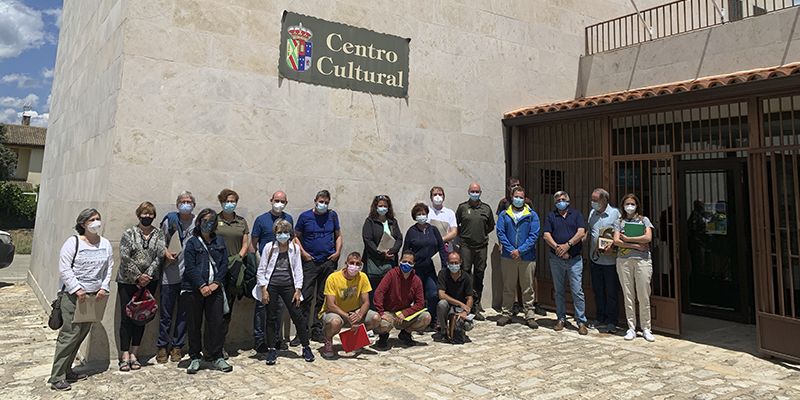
top-left (540, 169), bottom-right (563, 195)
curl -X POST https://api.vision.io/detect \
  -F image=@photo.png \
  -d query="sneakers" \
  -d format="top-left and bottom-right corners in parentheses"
top-left (170, 347), bottom-right (182, 362)
top-left (624, 329), bottom-right (636, 340)
top-left (213, 358), bottom-right (233, 373)
top-left (289, 336), bottom-right (301, 347)
top-left (374, 333), bottom-right (389, 350)
top-left (156, 348), bottom-right (168, 364)
top-left (276, 340), bottom-right (289, 351)
top-left (302, 346), bottom-right (315, 362)
top-left (265, 348), bottom-right (277, 365)
top-left (322, 338), bottom-right (335, 359)
top-left (526, 319), bottom-right (539, 329)
top-left (65, 371), bottom-right (87, 382)
top-left (222, 349), bottom-right (229, 360)
top-left (50, 380), bottom-right (71, 391)
top-left (606, 323), bottom-right (618, 334)
top-left (256, 343), bottom-right (269, 354)
top-left (643, 329), bottom-right (656, 342)
top-left (398, 330), bottom-right (417, 347)
top-left (431, 331), bottom-right (449, 343)
top-left (578, 323), bottom-right (589, 335)
top-left (186, 358), bottom-right (201, 374)
top-left (554, 320), bottom-right (565, 331)
top-left (496, 315), bottom-right (512, 326)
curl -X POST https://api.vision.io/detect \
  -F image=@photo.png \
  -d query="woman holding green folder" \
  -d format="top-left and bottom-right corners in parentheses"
top-left (613, 194), bottom-right (655, 342)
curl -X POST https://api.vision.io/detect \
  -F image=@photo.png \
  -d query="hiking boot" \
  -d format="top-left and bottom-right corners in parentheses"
top-left (186, 358), bottom-right (201, 374)
top-left (50, 380), bottom-right (71, 391)
top-left (256, 343), bottom-right (269, 354)
top-left (473, 311), bottom-right (486, 321)
top-left (398, 330), bottom-right (417, 347)
top-left (156, 348), bottom-right (168, 364)
top-left (496, 315), bottom-right (512, 326)
top-left (170, 348), bottom-right (182, 362)
top-left (578, 323), bottom-right (589, 335)
top-left (374, 333), bottom-right (389, 350)
top-left (302, 346), bottom-right (315, 362)
top-left (624, 329), bottom-right (636, 340)
top-left (554, 320), bottom-right (565, 331)
top-left (265, 348), bottom-right (277, 365)
top-left (213, 358), bottom-right (232, 372)
top-left (526, 319), bottom-right (539, 329)
top-left (322, 338), bottom-right (335, 359)
top-left (65, 371), bottom-right (87, 382)
top-left (289, 336), bottom-right (301, 347)
top-left (643, 329), bottom-right (655, 342)
top-left (534, 304), bottom-right (547, 316)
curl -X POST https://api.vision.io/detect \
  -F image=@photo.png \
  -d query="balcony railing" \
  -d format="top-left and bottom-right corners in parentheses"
top-left (585, 0), bottom-right (799, 55)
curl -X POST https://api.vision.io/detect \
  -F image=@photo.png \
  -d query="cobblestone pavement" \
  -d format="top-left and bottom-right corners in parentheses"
top-left (1, 283), bottom-right (799, 400)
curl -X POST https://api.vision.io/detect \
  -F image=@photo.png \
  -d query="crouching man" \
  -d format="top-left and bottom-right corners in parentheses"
top-left (435, 252), bottom-right (475, 343)
top-left (373, 251), bottom-right (432, 349)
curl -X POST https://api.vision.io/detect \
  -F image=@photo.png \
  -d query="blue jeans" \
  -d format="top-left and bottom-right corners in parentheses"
top-left (158, 282), bottom-right (186, 349)
top-left (549, 255), bottom-right (587, 324)
top-left (590, 262), bottom-right (620, 326)
top-left (416, 268), bottom-right (439, 325)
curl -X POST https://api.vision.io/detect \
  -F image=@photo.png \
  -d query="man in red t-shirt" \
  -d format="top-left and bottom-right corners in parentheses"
top-left (372, 251), bottom-right (431, 349)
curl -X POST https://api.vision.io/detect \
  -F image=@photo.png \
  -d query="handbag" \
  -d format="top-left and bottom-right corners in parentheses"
top-left (48, 235), bottom-right (79, 330)
top-left (125, 287), bottom-right (158, 326)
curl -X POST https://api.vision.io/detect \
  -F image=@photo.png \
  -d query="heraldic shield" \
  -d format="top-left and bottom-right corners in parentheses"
top-left (286, 23), bottom-right (313, 72)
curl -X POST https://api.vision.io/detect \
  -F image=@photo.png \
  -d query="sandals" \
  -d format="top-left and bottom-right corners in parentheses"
top-left (119, 360), bottom-right (130, 372)
top-left (130, 359), bottom-right (141, 370)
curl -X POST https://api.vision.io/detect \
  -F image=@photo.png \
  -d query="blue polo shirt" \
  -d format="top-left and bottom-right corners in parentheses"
top-left (543, 208), bottom-right (585, 258)
top-left (295, 209), bottom-right (340, 263)
top-left (252, 211), bottom-right (294, 253)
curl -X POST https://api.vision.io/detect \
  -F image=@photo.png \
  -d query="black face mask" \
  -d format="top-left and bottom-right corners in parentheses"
top-left (139, 217), bottom-right (154, 227)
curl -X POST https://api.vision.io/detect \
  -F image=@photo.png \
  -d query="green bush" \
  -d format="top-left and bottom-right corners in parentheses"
top-left (0, 182), bottom-right (37, 222)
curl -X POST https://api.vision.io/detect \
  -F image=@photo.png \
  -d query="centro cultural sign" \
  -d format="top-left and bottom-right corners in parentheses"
top-left (278, 11), bottom-right (410, 98)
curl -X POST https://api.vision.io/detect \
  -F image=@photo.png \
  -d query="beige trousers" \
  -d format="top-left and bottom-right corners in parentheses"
top-left (500, 257), bottom-right (536, 319)
top-left (616, 258), bottom-right (653, 331)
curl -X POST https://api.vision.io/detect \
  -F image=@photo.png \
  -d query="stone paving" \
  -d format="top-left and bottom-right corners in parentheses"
top-left (1, 282), bottom-right (799, 400)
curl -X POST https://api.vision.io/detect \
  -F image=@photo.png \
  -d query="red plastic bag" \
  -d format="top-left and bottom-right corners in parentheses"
top-left (125, 287), bottom-right (158, 326)
top-left (339, 324), bottom-right (370, 353)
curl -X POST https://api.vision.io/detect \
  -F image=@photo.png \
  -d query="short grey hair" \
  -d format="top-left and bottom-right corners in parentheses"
top-left (593, 188), bottom-right (610, 202)
top-left (176, 190), bottom-right (196, 205)
top-left (553, 191), bottom-right (570, 202)
top-left (272, 218), bottom-right (293, 235)
top-left (75, 208), bottom-right (101, 234)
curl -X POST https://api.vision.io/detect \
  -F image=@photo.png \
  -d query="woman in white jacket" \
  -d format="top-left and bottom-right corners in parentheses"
top-left (253, 218), bottom-right (314, 365)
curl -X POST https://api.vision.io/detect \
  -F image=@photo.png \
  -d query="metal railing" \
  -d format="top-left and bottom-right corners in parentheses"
top-left (586, 0), bottom-right (799, 55)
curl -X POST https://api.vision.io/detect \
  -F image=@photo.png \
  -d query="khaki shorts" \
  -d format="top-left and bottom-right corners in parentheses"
top-left (322, 310), bottom-right (379, 328)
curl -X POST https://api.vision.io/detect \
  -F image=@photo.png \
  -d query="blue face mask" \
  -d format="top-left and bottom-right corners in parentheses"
top-left (276, 233), bottom-right (291, 243)
top-left (469, 192), bottom-right (481, 201)
top-left (200, 220), bottom-right (215, 234)
top-left (222, 202), bottom-right (236, 213)
top-left (399, 262), bottom-right (414, 273)
top-left (315, 202), bottom-right (328, 213)
top-left (591, 201), bottom-right (601, 211)
top-left (512, 197), bottom-right (525, 208)
top-left (377, 206), bottom-right (388, 216)
top-left (447, 263), bottom-right (461, 273)
top-left (556, 200), bottom-right (569, 211)
top-left (415, 214), bottom-right (427, 225)
top-left (178, 203), bottom-right (194, 214)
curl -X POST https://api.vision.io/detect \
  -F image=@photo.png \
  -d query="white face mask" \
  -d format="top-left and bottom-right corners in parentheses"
top-left (87, 220), bottom-right (102, 234)
top-left (624, 204), bottom-right (637, 215)
top-left (432, 195), bottom-right (444, 205)
top-left (272, 201), bottom-right (286, 212)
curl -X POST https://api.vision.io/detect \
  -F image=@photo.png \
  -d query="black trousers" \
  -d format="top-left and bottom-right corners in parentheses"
top-left (461, 245), bottom-right (488, 310)
top-left (182, 288), bottom-right (224, 360)
top-left (117, 281), bottom-right (159, 352)
top-left (301, 259), bottom-right (335, 336)
top-left (266, 284), bottom-right (309, 347)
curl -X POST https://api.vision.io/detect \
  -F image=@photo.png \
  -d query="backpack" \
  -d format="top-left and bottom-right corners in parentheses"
top-left (448, 314), bottom-right (466, 345)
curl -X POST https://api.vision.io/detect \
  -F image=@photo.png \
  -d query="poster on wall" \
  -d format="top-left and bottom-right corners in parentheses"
top-left (278, 11), bottom-right (410, 98)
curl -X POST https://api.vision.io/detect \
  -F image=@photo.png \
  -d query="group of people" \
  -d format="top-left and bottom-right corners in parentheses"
top-left (47, 181), bottom-right (655, 392)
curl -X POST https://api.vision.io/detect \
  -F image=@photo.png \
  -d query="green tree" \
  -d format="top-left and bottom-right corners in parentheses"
top-left (0, 125), bottom-right (18, 181)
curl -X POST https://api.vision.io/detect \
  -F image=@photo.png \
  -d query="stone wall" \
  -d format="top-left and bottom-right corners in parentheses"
top-left (33, 0), bottom-right (650, 361)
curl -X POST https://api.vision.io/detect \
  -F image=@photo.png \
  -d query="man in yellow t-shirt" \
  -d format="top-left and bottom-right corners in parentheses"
top-left (319, 252), bottom-right (380, 359)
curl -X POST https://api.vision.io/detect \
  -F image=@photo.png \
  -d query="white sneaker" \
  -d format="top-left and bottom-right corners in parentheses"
top-left (643, 329), bottom-right (655, 342)
top-left (624, 329), bottom-right (636, 340)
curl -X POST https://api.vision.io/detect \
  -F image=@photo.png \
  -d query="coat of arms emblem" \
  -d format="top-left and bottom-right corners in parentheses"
top-left (286, 23), bottom-right (313, 72)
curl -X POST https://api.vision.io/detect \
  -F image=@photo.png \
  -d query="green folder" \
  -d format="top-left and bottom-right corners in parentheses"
top-left (623, 222), bottom-right (645, 237)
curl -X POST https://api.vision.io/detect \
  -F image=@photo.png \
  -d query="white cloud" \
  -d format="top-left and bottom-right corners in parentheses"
top-left (43, 8), bottom-right (61, 29)
top-left (41, 67), bottom-right (53, 79)
top-left (0, 0), bottom-right (46, 59)
top-left (0, 93), bottom-right (39, 108)
top-left (1, 72), bottom-right (39, 88)
top-left (0, 108), bottom-right (17, 124)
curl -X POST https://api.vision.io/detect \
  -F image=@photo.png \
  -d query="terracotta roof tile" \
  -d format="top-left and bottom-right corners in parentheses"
top-left (0, 124), bottom-right (46, 147)
top-left (503, 62), bottom-right (800, 119)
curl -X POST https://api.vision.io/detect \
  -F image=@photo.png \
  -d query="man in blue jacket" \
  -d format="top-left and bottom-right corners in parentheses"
top-left (496, 186), bottom-right (540, 329)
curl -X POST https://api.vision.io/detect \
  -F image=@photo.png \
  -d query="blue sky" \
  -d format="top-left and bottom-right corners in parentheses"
top-left (0, 0), bottom-right (62, 127)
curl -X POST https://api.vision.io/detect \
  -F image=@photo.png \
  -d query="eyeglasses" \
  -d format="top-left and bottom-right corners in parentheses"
top-left (374, 195), bottom-right (389, 201)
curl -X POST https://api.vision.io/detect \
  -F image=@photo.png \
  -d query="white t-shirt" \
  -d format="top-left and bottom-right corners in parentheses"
top-left (59, 236), bottom-right (114, 294)
top-left (428, 205), bottom-right (457, 233)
